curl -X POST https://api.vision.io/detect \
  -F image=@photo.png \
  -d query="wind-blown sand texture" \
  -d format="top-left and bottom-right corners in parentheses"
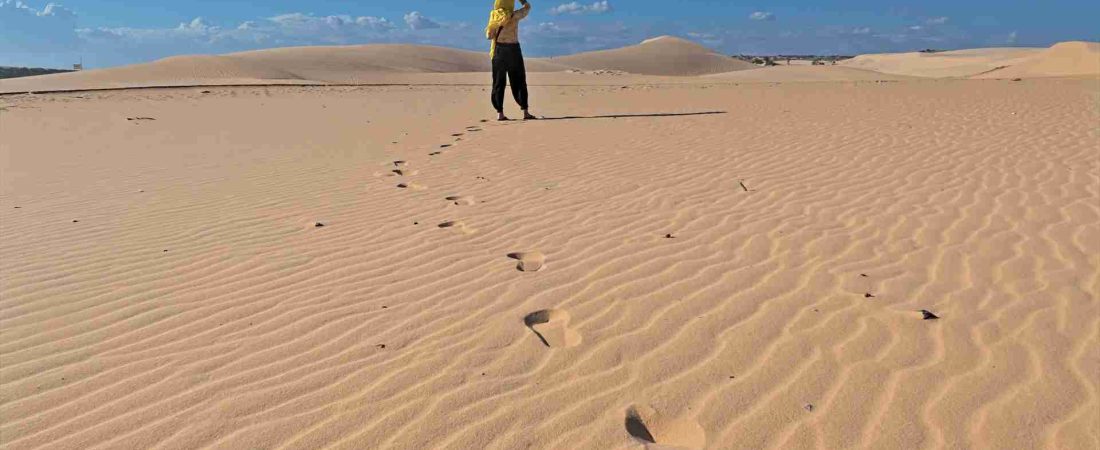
top-left (2, 73), bottom-right (1097, 449)
top-left (0, 37), bottom-right (751, 94)
top-left (842, 41), bottom-right (1100, 79)
top-left (974, 41), bottom-right (1100, 79)
top-left (840, 47), bottom-right (1044, 78)
top-left (545, 36), bottom-right (757, 76)
top-left (2, 38), bottom-right (1096, 95)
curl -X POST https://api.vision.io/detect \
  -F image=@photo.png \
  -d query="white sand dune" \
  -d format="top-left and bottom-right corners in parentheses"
top-left (841, 41), bottom-right (1100, 79)
top-left (0, 37), bottom-right (753, 93)
top-left (2, 32), bottom-right (1099, 449)
top-left (706, 65), bottom-right (914, 82)
top-left (0, 44), bottom-right (572, 93)
top-left (4, 39), bottom-right (1096, 95)
top-left (547, 36), bottom-right (756, 76)
top-left (840, 47), bottom-right (1043, 78)
top-left (2, 75), bottom-right (1097, 450)
top-left (225, 44), bottom-right (575, 80)
top-left (974, 41), bottom-right (1100, 79)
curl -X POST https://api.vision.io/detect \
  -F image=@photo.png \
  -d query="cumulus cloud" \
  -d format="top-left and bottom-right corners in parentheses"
top-left (550, 1), bottom-right (612, 15)
top-left (926, 16), bottom-right (949, 25)
top-left (851, 27), bottom-right (872, 35)
top-left (403, 11), bottom-right (440, 30)
top-left (909, 25), bottom-right (923, 31)
top-left (749, 11), bottom-right (775, 21)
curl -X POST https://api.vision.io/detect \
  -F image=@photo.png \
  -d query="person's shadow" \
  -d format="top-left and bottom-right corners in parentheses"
top-left (535, 111), bottom-right (726, 121)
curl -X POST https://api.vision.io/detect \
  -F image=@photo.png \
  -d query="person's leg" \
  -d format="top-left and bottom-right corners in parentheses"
top-left (508, 47), bottom-right (535, 119)
top-left (491, 52), bottom-right (508, 120)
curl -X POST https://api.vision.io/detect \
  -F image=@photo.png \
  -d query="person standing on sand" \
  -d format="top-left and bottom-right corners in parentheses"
top-left (486, 0), bottom-right (537, 121)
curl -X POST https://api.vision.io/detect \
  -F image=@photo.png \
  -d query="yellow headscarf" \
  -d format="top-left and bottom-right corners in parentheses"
top-left (486, 0), bottom-right (515, 58)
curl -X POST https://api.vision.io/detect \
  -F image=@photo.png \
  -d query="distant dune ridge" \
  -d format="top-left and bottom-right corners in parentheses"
top-left (842, 41), bottom-right (1100, 79)
top-left (0, 37), bottom-right (1097, 93)
top-left (973, 41), bottom-right (1100, 79)
top-left (545, 36), bottom-right (757, 76)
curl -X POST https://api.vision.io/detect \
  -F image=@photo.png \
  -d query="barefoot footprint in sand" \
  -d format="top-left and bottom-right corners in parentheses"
top-left (446, 195), bottom-right (476, 206)
top-left (625, 405), bottom-right (706, 450)
top-left (438, 221), bottom-right (476, 235)
top-left (398, 182), bottom-right (427, 191)
top-left (524, 309), bottom-right (582, 348)
top-left (508, 251), bottom-right (545, 272)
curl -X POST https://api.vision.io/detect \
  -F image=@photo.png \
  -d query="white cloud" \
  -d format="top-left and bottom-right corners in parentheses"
top-left (550, 1), bottom-right (612, 15)
top-left (749, 11), bottom-right (775, 21)
top-left (532, 22), bottom-right (564, 33)
top-left (403, 11), bottom-right (440, 30)
top-left (926, 16), bottom-right (949, 25)
top-left (0, 0), bottom-right (82, 66)
top-left (909, 25), bottom-right (923, 31)
top-left (1006, 30), bottom-right (1018, 44)
top-left (851, 27), bottom-right (871, 35)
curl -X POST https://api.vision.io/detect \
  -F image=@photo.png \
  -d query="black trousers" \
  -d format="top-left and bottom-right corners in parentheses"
top-left (491, 43), bottom-right (529, 112)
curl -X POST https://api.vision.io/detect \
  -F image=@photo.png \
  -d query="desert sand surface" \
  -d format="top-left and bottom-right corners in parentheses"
top-left (842, 41), bottom-right (1100, 79)
top-left (3, 38), bottom-right (1097, 95)
top-left (705, 65), bottom-right (914, 82)
top-left (0, 37), bottom-right (753, 94)
top-left (545, 36), bottom-right (756, 76)
top-left (840, 47), bottom-right (1044, 78)
top-left (3, 66), bottom-right (1099, 450)
top-left (974, 41), bottom-right (1100, 79)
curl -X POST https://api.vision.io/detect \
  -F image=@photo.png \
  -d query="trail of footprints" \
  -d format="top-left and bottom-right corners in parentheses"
top-left (391, 126), bottom-right (579, 348)
top-left (385, 122), bottom-right (943, 449)
top-left (386, 122), bottom-right (710, 448)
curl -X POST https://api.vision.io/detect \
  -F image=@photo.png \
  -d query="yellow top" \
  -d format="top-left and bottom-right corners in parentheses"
top-left (486, 0), bottom-right (531, 58)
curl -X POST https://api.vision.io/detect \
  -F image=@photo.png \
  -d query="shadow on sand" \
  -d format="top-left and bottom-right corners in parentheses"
top-left (535, 111), bottom-right (727, 121)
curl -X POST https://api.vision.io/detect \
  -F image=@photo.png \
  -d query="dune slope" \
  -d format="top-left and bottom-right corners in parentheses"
top-left (841, 47), bottom-right (1043, 78)
top-left (546, 36), bottom-right (756, 76)
top-left (1, 78), bottom-right (1097, 450)
top-left (0, 44), bottom-right (573, 93)
top-left (974, 41), bottom-right (1100, 79)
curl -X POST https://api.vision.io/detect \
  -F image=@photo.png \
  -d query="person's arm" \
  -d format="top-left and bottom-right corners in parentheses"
top-left (514, 0), bottom-right (531, 21)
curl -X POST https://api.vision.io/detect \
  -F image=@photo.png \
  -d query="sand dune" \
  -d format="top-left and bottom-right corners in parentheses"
top-left (706, 65), bottom-right (914, 82)
top-left (0, 44), bottom-right (573, 93)
top-left (547, 36), bottom-right (756, 76)
top-left (226, 44), bottom-right (573, 80)
top-left (0, 37), bottom-right (752, 93)
top-left (4, 38), bottom-right (1096, 95)
top-left (974, 41), bottom-right (1100, 79)
top-left (841, 47), bottom-right (1043, 78)
top-left (2, 76), bottom-right (1097, 449)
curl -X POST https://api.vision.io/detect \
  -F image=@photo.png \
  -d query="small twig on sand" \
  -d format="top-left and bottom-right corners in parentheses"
top-left (739, 181), bottom-right (750, 192)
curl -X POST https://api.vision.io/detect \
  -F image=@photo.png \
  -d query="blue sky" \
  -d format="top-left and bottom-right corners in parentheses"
top-left (2, 0), bottom-right (1098, 68)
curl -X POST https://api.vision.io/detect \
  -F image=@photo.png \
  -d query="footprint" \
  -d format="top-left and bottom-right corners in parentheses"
top-left (446, 196), bottom-right (476, 206)
top-left (524, 309), bottom-right (581, 348)
top-left (451, 133), bottom-right (464, 137)
top-left (398, 182), bottom-right (427, 191)
top-left (438, 221), bottom-right (476, 235)
top-left (625, 405), bottom-right (706, 450)
top-left (508, 251), bottom-right (545, 272)
top-left (393, 160), bottom-right (409, 167)
top-left (393, 169), bottom-right (419, 176)
top-left (440, 144), bottom-right (452, 148)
